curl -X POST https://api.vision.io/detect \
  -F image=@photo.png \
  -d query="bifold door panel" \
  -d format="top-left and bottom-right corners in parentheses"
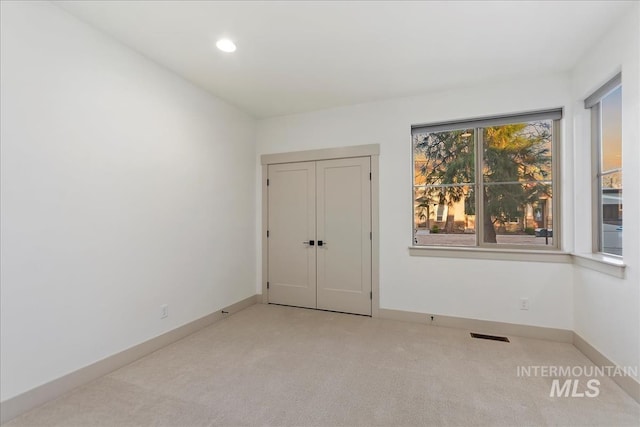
top-left (267, 162), bottom-right (316, 309)
top-left (316, 158), bottom-right (371, 315)
top-left (267, 157), bottom-right (372, 316)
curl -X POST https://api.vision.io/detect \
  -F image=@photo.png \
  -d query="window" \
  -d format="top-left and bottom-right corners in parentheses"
top-left (585, 74), bottom-right (622, 256)
top-left (412, 110), bottom-right (561, 249)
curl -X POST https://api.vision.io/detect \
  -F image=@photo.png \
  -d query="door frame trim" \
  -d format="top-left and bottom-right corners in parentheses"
top-left (261, 144), bottom-right (380, 317)
top-left (261, 144), bottom-right (380, 165)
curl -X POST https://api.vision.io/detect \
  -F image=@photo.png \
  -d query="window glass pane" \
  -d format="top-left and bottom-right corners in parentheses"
top-left (414, 185), bottom-right (476, 246)
top-left (601, 86), bottom-right (622, 172)
top-left (411, 113), bottom-right (559, 250)
top-left (413, 129), bottom-right (474, 186)
top-left (483, 120), bottom-right (552, 183)
top-left (601, 171), bottom-right (622, 256)
top-left (482, 182), bottom-right (553, 246)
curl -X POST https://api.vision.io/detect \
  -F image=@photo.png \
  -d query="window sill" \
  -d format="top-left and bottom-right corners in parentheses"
top-left (572, 253), bottom-right (626, 278)
top-left (409, 246), bottom-right (572, 263)
top-left (408, 247), bottom-right (626, 277)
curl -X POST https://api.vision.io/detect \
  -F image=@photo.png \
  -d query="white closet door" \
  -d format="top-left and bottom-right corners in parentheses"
top-left (316, 157), bottom-right (371, 315)
top-left (267, 162), bottom-right (316, 309)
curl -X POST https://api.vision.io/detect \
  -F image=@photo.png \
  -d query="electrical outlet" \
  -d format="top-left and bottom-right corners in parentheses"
top-left (519, 298), bottom-right (529, 310)
top-left (160, 304), bottom-right (169, 319)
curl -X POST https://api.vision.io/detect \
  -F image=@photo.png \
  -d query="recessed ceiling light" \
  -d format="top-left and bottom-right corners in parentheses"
top-left (216, 38), bottom-right (236, 53)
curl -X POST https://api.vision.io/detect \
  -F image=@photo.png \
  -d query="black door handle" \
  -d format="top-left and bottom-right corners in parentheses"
top-left (317, 240), bottom-right (323, 246)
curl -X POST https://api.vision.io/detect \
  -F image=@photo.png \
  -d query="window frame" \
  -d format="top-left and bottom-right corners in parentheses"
top-left (586, 73), bottom-right (622, 257)
top-left (411, 110), bottom-right (562, 251)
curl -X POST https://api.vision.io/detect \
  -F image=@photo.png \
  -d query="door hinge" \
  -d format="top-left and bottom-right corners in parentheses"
top-left (267, 178), bottom-right (270, 186)
top-left (370, 291), bottom-right (372, 300)
top-left (267, 230), bottom-right (270, 238)
top-left (267, 282), bottom-right (270, 289)
top-left (370, 231), bottom-right (372, 240)
top-left (369, 172), bottom-right (372, 180)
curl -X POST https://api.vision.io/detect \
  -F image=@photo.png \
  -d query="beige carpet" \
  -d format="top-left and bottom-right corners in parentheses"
top-left (5, 304), bottom-right (639, 426)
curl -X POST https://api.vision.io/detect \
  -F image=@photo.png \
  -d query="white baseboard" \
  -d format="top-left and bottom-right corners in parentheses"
top-left (378, 308), bottom-right (573, 342)
top-left (573, 333), bottom-right (640, 404)
top-left (0, 294), bottom-right (259, 424)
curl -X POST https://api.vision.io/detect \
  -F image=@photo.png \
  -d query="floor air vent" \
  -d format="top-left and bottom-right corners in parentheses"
top-left (470, 332), bottom-right (510, 343)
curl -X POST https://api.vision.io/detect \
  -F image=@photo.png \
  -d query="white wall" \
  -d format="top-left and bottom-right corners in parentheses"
top-left (571, 5), bottom-right (640, 377)
top-left (256, 74), bottom-right (574, 331)
top-left (0, 1), bottom-right (256, 401)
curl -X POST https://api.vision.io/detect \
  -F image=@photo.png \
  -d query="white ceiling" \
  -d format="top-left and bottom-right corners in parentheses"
top-left (56, 1), bottom-right (632, 118)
